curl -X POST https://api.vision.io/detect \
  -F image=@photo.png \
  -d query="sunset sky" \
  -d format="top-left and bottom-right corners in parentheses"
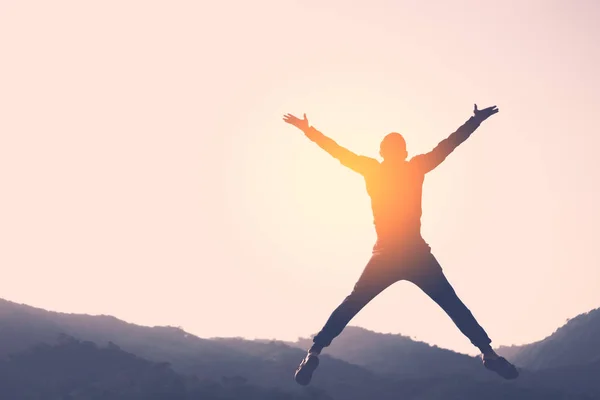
top-left (1, 0), bottom-right (599, 355)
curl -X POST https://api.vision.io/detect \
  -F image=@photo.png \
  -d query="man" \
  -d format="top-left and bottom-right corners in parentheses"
top-left (283, 104), bottom-right (519, 386)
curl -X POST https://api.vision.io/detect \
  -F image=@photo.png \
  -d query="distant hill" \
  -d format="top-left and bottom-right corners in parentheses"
top-left (0, 299), bottom-right (249, 376)
top-left (0, 336), bottom-right (330, 400)
top-left (516, 359), bottom-right (600, 399)
top-left (0, 299), bottom-right (430, 399)
top-left (496, 308), bottom-right (600, 370)
top-left (0, 336), bottom-right (588, 400)
top-left (0, 299), bottom-right (372, 396)
top-left (291, 326), bottom-right (490, 380)
top-left (0, 298), bottom-right (598, 399)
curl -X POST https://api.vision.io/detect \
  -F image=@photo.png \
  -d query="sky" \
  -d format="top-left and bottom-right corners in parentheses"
top-left (1, 0), bottom-right (599, 356)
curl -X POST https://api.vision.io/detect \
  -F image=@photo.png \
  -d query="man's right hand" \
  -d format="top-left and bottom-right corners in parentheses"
top-left (283, 113), bottom-right (310, 132)
top-left (473, 104), bottom-right (499, 123)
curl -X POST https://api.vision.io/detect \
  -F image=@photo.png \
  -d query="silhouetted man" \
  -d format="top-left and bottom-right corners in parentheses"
top-left (283, 104), bottom-right (519, 385)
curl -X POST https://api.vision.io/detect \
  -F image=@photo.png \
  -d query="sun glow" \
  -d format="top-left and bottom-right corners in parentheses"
top-left (3, 0), bottom-right (599, 356)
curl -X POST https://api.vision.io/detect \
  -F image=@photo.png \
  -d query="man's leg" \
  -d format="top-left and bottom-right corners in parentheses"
top-left (408, 252), bottom-right (518, 379)
top-left (311, 251), bottom-right (397, 353)
top-left (409, 258), bottom-right (491, 351)
top-left (295, 251), bottom-right (397, 385)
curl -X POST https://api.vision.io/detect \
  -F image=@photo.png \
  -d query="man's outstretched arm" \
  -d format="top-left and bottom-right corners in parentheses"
top-left (411, 104), bottom-right (499, 173)
top-left (283, 113), bottom-right (377, 175)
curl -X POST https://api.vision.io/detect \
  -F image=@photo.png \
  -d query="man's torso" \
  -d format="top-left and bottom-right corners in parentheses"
top-left (362, 159), bottom-right (427, 250)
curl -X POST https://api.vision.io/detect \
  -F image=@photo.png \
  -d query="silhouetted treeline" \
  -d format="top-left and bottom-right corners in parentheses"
top-left (0, 298), bottom-right (599, 399)
top-left (0, 336), bottom-right (332, 400)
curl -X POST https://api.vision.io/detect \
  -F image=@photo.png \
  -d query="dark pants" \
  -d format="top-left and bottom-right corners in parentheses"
top-left (311, 239), bottom-right (492, 352)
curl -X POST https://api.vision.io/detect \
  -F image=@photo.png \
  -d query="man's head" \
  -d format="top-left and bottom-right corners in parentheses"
top-left (379, 132), bottom-right (408, 161)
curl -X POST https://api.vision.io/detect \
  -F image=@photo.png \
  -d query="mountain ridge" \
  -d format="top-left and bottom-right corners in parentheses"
top-left (1, 297), bottom-right (600, 399)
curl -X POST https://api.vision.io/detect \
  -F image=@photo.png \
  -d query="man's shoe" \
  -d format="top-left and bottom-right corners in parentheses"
top-left (483, 354), bottom-right (519, 380)
top-left (294, 353), bottom-right (320, 386)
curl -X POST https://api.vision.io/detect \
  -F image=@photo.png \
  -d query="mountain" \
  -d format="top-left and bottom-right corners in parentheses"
top-left (0, 299), bottom-right (434, 399)
top-left (0, 298), bottom-right (598, 399)
top-left (516, 359), bottom-right (600, 399)
top-left (0, 299), bottom-right (247, 376)
top-left (0, 336), bottom-right (588, 400)
top-left (0, 335), bottom-right (331, 400)
top-left (291, 326), bottom-right (490, 379)
top-left (0, 299), bottom-right (371, 395)
top-left (496, 307), bottom-right (600, 370)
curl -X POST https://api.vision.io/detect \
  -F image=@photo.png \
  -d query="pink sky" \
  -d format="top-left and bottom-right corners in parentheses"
top-left (1, 0), bottom-right (599, 355)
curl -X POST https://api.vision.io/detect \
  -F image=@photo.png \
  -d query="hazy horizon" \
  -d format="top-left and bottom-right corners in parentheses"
top-left (1, 0), bottom-right (599, 356)
top-left (1, 294), bottom-right (593, 353)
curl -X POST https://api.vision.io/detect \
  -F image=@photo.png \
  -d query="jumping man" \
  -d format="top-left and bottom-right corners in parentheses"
top-left (282, 104), bottom-right (519, 385)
